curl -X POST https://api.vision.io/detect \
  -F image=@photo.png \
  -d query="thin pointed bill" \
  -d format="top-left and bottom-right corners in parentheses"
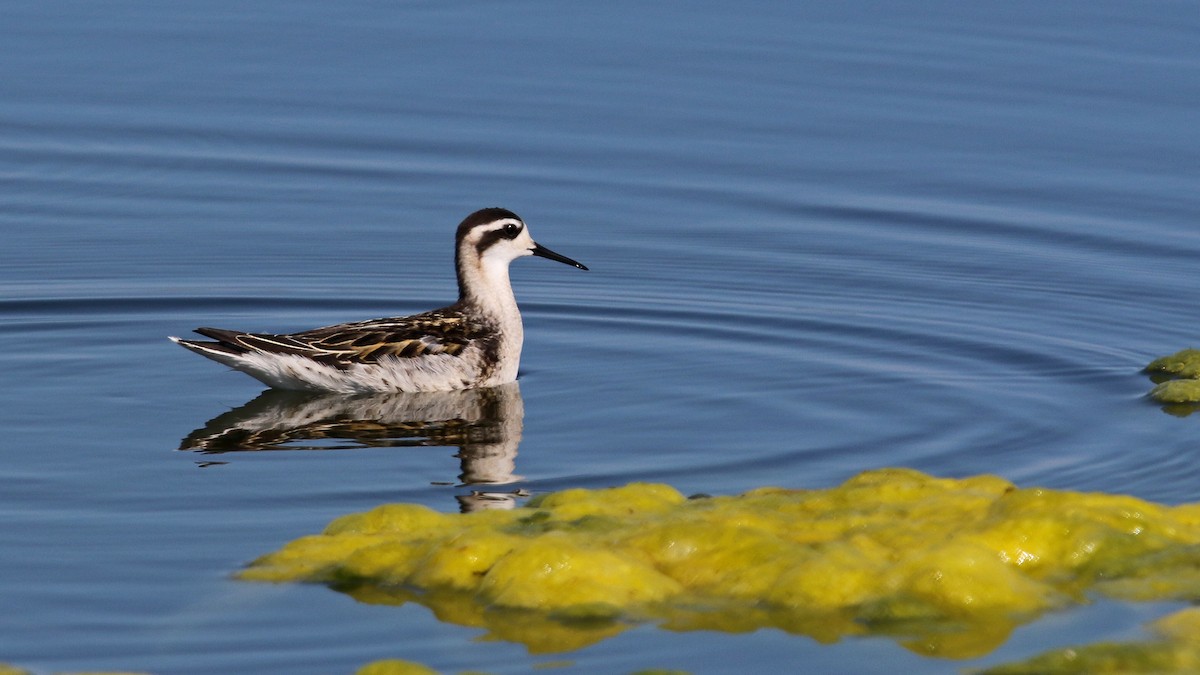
top-left (531, 243), bottom-right (588, 270)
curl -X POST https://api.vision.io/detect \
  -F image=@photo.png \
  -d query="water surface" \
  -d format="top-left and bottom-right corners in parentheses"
top-left (2, 1), bottom-right (1199, 673)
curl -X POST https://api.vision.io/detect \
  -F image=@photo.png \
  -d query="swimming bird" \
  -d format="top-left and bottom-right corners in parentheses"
top-left (170, 208), bottom-right (587, 393)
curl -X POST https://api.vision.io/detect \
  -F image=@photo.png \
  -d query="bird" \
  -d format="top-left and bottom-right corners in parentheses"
top-left (170, 207), bottom-right (587, 393)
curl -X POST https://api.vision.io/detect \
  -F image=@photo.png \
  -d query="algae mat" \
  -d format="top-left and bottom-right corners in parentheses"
top-left (241, 468), bottom-right (1200, 658)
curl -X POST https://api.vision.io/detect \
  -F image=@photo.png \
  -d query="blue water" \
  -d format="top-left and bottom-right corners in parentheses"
top-left (2, 1), bottom-right (1199, 673)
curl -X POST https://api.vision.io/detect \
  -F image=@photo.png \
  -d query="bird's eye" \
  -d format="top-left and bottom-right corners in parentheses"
top-left (502, 222), bottom-right (521, 239)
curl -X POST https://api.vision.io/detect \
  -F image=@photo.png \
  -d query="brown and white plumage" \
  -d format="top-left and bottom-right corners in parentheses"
top-left (170, 208), bottom-right (587, 393)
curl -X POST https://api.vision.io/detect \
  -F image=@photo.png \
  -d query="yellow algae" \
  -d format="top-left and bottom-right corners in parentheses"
top-left (338, 539), bottom-right (432, 586)
top-left (1090, 544), bottom-right (1200, 601)
top-left (356, 659), bottom-right (440, 675)
top-left (326, 502), bottom-right (455, 536)
top-left (0, 666), bottom-right (30, 675)
top-left (407, 528), bottom-right (523, 591)
top-left (895, 540), bottom-right (1062, 616)
top-left (479, 532), bottom-right (683, 610)
top-left (238, 532), bottom-right (391, 583)
top-left (625, 519), bottom-right (804, 599)
top-left (967, 489), bottom-right (1175, 589)
top-left (241, 469), bottom-right (1200, 655)
top-left (767, 539), bottom-right (888, 610)
top-left (1154, 606), bottom-right (1200, 642)
top-left (524, 482), bottom-right (686, 523)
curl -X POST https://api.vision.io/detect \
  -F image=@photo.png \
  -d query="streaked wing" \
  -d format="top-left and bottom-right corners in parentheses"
top-left (197, 307), bottom-right (482, 367)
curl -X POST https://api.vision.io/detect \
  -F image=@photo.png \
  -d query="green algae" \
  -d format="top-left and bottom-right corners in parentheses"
top-left (1150, 379), bottom-right (1200, 405)
top-left (241, 468), bottom-right (1200, 656)
top-left (978, 607), bottom-right (1200, 674)
top-left (1146, 349), bottom-right (1200, 404)
top-left (1147, 349), bottom-right (1200, 379)
top-left (356, 660), bottom-right (441, 675)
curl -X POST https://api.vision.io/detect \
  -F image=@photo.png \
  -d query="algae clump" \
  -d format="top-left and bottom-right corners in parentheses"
top-left (241, 469), bottom-right (1200, 655)
top-left (1150, 379), bottom-right (1200, 405)
top-left (1146, 348), bottom-right (1200, 404)
top-left (356, 659), bottom-right (441, 675)
top-left (1147, 349), bottom-right (1200, 379)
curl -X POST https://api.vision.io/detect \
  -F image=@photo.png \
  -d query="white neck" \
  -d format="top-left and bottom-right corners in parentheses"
top-left (457, 248), bottom-right (525, 384)
top-left (457, 247), bottom-right (523, 327)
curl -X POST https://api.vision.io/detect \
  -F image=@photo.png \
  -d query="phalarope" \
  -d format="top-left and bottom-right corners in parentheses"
top-left (170, 208), bottom-right (587, 393)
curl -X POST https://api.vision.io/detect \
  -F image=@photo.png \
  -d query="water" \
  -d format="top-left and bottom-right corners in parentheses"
top-left (2, 1), bottom-right (1198, 673)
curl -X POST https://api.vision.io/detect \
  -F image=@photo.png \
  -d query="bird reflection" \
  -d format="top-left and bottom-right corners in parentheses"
top-left (178, 383), bottom-right (525, 511)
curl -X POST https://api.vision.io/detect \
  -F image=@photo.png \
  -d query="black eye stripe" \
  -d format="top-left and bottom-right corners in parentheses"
top-left (473, 221), bottom-right (523, 256)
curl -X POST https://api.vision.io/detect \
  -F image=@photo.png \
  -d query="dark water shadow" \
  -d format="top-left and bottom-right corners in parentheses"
top-left (178, 383), bottom-right (525, 511)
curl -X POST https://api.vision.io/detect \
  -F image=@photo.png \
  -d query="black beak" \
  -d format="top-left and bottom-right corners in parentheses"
top-left (531, 243), bottom-right (588, 271)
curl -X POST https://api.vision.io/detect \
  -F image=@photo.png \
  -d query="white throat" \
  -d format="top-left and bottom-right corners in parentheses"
top-left (461, 247), bottom-right (518, 309)
top-left (457, 246), bottom-right (526, 384)
top-left (458, 244), bottom-right (526, 347)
